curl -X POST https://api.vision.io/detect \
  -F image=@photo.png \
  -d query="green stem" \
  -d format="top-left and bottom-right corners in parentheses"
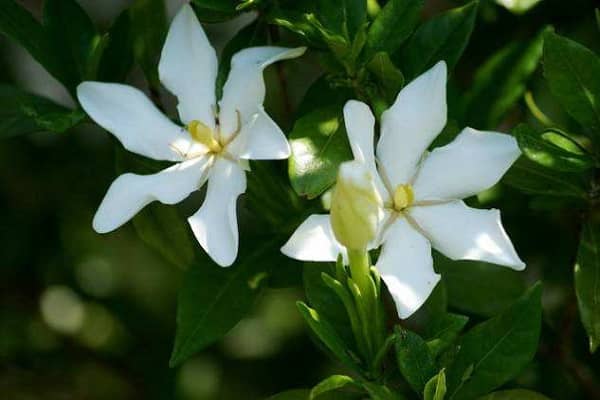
top-left (348, 249), bottom-right (373, 302)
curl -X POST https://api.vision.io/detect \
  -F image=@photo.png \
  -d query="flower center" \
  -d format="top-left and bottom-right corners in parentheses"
top-left (187, 120), bottom-right (222, 153)
top-left (392, 184), bottom-right (414, 212)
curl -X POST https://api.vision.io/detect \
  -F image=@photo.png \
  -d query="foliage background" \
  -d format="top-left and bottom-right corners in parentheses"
top-left (0, 0), bottom-right (599, 399)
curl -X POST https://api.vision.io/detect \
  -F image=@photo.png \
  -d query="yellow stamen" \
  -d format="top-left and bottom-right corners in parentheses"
top-left (393, 184), bottom-right (414, 212)
top-left (188, 120), bottom-right (221, 153)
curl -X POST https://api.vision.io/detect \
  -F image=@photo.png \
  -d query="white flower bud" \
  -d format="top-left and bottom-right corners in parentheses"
top-left (330, 161), bottom-right (383, 251)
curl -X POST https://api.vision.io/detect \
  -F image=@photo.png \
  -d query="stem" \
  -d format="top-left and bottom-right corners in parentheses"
top-left (348, 249), bottom-right (373, 302)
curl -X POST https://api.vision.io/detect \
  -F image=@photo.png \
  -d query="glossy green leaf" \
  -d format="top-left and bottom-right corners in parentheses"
top-left (43, 0), bottom-right (98, 86)
top-left (514, 124), bottom-right (594, 172)
top-left (297, 302), bottom-right (361, 371)
top-left (399, 1), bottom-right (478, 80)
top-left (170, 239), bottom-right (280, 366)
top-left (503, 157), bottom-right (589, 199)
top-left (310, 375), bottom-right (360, 399)
top-left (575, 219), bottom-right (600, 353)
top-left (479, 389), bottom-right (550, 399)
top-left (435, 254), bottom-right (527, 317)
top-left (543, 31), bottom-right (600, 140)
top-left (424, 369), bottom-right (447, 400)
top-left (364, 0), bottom-right (423, 58)
top-left (316, 0), bottom-right (367, 41)
top-left (288, 104), bottom-right (352, 199)
top-left (97, 10), bottom-right (134, 82)
top-left (460, 27), bottom-right (545, 129)
top-left (395, 327), bottom-right (436, 394)
top-left (446, 283), bottom-right (543, 399)
top-left (0, 85), bottom-right (84, 138)
top-left (424, 313), bottom-right (469, 356)
top-left (130, 0), bottom-right (167, 88)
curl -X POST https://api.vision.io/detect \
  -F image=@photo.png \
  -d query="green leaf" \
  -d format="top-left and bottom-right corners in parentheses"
top-left (435, 254), bottom-right (527, 317)
top-left (130, 0), bottom-right (167, 88)
top-left (267, 389), bottom-right (311, 400)
top-left (575, 219), bottom-right (600, 353)
top-left (424, 369), bottom-right (447, 400)
top-left (367, 52), bottom-right (405, 103)
top-left (310, 375), bottom-right (360, 399)
top-left (316, 0), bottom-right (367, 41)
top-left (288, 103), bottom-right (352, 198)
top-left (362, 382), bottom-right (406, 400)
top-left (543, 31), bottom-right (600, 141)
top-left (478, 389), bottom-right (550, 399)
top-left (191, 0), bottom-right (239, 22)
top-left (398, 1), bottom-right (478, 80)
top-left (0, 84), bottom-right (84, 138)
top-left (0, 0), bottom-right (71, 91)
top-left (364, 0), bottom-right (423, 58)
top-left (395, 327), bottom-right (436, 395)
top-left (460, 27), bottom-right (545, 129)
top-left (503, 157), bottom-right (589, 199)
top-left (169, 239), bottom-right (279, 366)
top-left (297, 302), bottom-right (361, 371)
top-left (423, 313), bottom-right (469, 356)
top-left (514, 124), bottom-right (594, 172)
top-left (43, 0), bottom-right (99, 85)
top-left (97, 10), bottom-right (134, 82)
top-left (446, 283), bottom-right (543, 399)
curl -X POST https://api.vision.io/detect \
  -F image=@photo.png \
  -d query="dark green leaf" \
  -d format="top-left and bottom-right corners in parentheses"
top-left (367, 52), bottom-right (405, 103)
top-left (514, 124), bottom-right (594, 172)
top-left (316, 0), bottom-right (367, 41)
top-left (0, 0), bottom-right (71, 90)
top-left (424, 313), bottom-right (469, 356)
top-left (267, 389), bottom-right (311, 400)
top-left (460, 27), bottom-right (545, 129)
top-left (399, 1), bottom-right (478, 80)
top-left (478, 389), bottom-right (550, 400)
top-left (130, 0), bottom-right (167, 88)
top-left (0, 84), bottom-right (83, 138)
top-left (395, 327), bottom-right (436, 394)
top-left (43, 0), bottom-right (98, 86)
top-left (503, 157), bottom-right (589, 199)
top-left (362, 382), bottom-right (406, 400)
top-left (424, 369), bottom-right (447, 400)
top-left (543, 31), bottom-right (600, 140)
top-left (297, 302), bottom-right (361, 371)
top-left (310, 375), bottom-right (360, 399)
top-left (97, 10), bottom-right (134, 82)
top-left (170, 239), bottom-right (279, 366)
top-left (192, 0), bottom-right (239, 21)
top-left (575, 219), bottom-right (600, 353)
top-left (435, 254), bottom-right (527, 317)
top-left (446, 283), bottom-right (543, 399)
top-left (288, 103), bottom-right (352, 198)
top-left (364, 0), bottom-right (423, 58)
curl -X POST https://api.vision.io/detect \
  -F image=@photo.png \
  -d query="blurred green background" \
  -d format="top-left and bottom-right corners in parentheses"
top-left (1, 0), bottom-right (599, 399)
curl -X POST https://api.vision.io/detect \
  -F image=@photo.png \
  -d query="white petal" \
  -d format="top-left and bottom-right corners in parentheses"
top-left (376, 61), bottom-right (447, 187)
top-left (227, 107), bottom-right (291, 160)
top-left (188, 158), bottom-right (247, 267)
top-left (78, 82), bottom-right (197, 162)
top-left (413, 128), bottom-right (521, 201)
top-left (343, 100), bottom-right (388, 200)
top-left (93, 157), bottom-right (211, 234)
top-left (409, 201), bottom-right (525, 270)
top-left (377, 218), bottom-right (441, 319)
top-left (281, 214), bottom-right (346, 262)
top-left (159, 4), bottom-right (218, 127)
top-left (218, 46), bottom-right (306, 141)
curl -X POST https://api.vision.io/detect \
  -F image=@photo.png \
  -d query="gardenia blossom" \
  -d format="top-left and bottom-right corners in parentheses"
top-left (77, 5), bottom-right (305, 267)
top-left (281, 61), bottom-right (525, 319)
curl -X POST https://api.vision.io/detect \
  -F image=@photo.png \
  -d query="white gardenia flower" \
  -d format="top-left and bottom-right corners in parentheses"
top-left (78, 5), bottom-right (305, 267)
top-left (281, 61), bottom-right (525, 319)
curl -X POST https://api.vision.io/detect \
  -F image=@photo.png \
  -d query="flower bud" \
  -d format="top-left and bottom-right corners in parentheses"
top-left (330, 161), bottom-right (383, 251)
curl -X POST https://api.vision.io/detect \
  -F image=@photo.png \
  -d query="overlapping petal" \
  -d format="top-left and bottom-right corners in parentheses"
top-left (93, 157), bottom-right (211, 234)
top-left (409, 200), bottom-right (525, 270)
top-left (218, 46), bottom-right (306, 141)
top-left (412, 128), bottom-right (521, 201)
top-left (377, 218), bottom-right (441, 319)
top-left (376, 61), bottom-right (447, 187)
top-left (77, 82), bottom-right (199, 162)
top-left (281, 214), bottom-right (345, 262)
top-left (188, 158), bottom-right (247, 267)
top-left (158, 4), bottom-right (218, 128)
